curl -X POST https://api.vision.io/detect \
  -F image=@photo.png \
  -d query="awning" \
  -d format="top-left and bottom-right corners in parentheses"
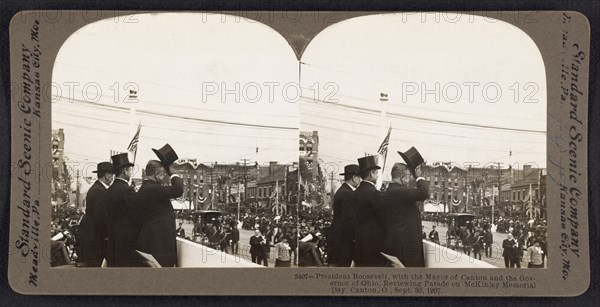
top-left (423, 201), bottom-right (448, 213)
top-left (171, 199), bottom-right (191, 210)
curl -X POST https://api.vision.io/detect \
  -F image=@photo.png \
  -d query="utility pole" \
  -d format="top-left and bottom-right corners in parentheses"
top-left (210, 162), bottom-right (216, 210)
top-left (496, 162), bottom-right (502, 224)
top-left (330, 171), bottom-right (335, 207)
top-left (241, 158), bottom-right (248, 209)
top-left (188, 177), bottom-right (192, 211)
top-left (237, 181), bottom-right (241, 223)
top-left (464, 166), bottom-right (469, 213)
top-left (75, 169), bottom-right (80, 207)
top-left (440, 167), bottom-right (447, 214)
top-left (283, 166), bottom-right (287, 216)
top-left (275, 179), bottom-right (279, 215)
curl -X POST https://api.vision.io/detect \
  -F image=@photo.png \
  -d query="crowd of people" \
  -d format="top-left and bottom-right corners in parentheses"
top-left (55, 144), bottom-right (185, 268)
top-left (52, 142), bottom-right (547, 270)
top-left (324, 149), bottom-right (430, 268)
top-left (50, 204), bottom-right (83, 264)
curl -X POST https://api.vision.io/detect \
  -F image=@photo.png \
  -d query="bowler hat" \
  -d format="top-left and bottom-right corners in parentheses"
top-left (357, 156), bottom-right (381, 174)
top-left (340, 164), bottom-right (360, 176)
top-left (398, 147), bottom-right (424, 174)
top-left (111, 153), bottom-right (134, 169)
top-left (152, 143), bottom-right (179, 168)
top-left (92, 161), bottom-right (114, 174)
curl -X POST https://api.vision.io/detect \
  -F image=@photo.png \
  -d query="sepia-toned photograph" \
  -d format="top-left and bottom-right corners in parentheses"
top-left (50, 13), bottom-right (299, 268)
top-left (299, 13), bottom-right (547, 269)
top-left (8, 9), bottom-right (590, 296)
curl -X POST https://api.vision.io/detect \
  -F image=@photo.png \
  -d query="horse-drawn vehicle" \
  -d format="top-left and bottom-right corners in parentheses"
top-left (191, 210), bottom-right (223, 244)
top-left (445, 213), bottom-right (476, 250)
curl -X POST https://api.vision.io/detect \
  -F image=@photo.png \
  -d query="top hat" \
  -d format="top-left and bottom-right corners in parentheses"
top-left (357, 156), bottom-right (381, 174)
top-left (111, 153), bottom-right (134, 169)
top-left (340, 164), bottom-right (360, 176)
top-left (152, 143), bottom-right (179, 168)
top-left (398, 147), bottom-right (424, 176)
top-left (92, 161), bottom-right (114, 174)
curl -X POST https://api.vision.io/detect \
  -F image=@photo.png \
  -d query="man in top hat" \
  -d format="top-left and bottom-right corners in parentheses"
top-left (135, 144), bottom-right (183, 267)
top-left (77, 162), bottom-right (114, 267)
top-left (382, 161), bottom-right (428, 267)
top-left (353, 155), bottom-right (388, 267)
top-left (328, 164), bottom-right (361, 267)
top-left (106, 153), bottom-right (138, 267)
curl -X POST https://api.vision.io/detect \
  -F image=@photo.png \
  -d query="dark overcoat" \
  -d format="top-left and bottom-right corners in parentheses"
top-left (382, 179), bottom-right (429, 267)
top-left (502, 238), bottom-right (518, 259)
top-left (249, 235), bottom-right (264, 256)
top-left (106, 179), bottom-right (139, 267)
top-left (78, 180), bottom-right (109, 266)
top-left (353, 181), bottom-right (387, 267)
top-left (329, 183), bottom-right (356, 266)
top-left (135, 176), bottom-right (183, 267)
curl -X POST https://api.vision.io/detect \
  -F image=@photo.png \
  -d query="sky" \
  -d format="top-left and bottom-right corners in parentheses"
top-left (52, 12), bottom-right (547, 182)
top-left (299, 12), bottom-right (547, 181)
top-left (52, 13), bottom-right (299, 178)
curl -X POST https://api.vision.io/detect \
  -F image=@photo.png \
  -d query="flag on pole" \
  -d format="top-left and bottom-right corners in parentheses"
top-left (377, 125), bottom-right (392, 172)
top-left (127, 122), bottom-right (141, 163)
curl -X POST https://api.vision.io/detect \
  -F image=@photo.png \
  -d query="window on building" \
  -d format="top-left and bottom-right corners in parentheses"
top-left (299, 140), bottom-right (305, 151)
top-left (512, 191), bottom-right (516, 201)
top-left (434, 192), bottom-right (438, 199)
top-left (517, 191), bottom-right (521, 200)
top-left (306, 141), bottom-right (313, 152)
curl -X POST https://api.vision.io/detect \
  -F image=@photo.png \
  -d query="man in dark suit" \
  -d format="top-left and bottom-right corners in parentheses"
top-left (502, 233), bottom-right (519, 268)
top-left (176, 222), bottom-right (186, 238)
top-left (230, 221), bottom-right (240, 254)
top-left (78, 162), bottom-right (114, 267)
top-left (383, 163), bottom-right (428, 267)
top-left (429, 225), bottom-right (440, 245)
top-left (328, 164), bottom-right (361, 267)
top-left (483, 228), bottom-right (494, 257)
top-left (353, 156), bottom-right (388, 267)
top-left (249, 229), bottom-right (265, 264)
top-left (136, 159), bottom-right (184, 267)
top-left (106, 153), bottom-right (138, 267)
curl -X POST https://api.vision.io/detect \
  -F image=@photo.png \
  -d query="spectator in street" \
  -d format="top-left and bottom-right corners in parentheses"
top-left (428, 225), bottom-right (440, 245)
top-left (249, 229), bottom-right (265, 264)
top-left (472, 230), bottom-right (483, 260)
top-left (526, 240), bottom-right (544, 268)
top-left (176, 222), bottom-right (185, 239)
top-left (289, 228), bottom-right (298, 266)
top-left (229, 221), bottom-right (239, 255)
top-left (261, 232), bottom-right (272, 267)
top-left (274, 237), bottom-right (292, 267)
top-left (298, 233), bottom-right (323, 267)
top-left (484, 228), bottom-right (494, 258)
top-left (463, 230), bottom-right (474, 256)
top-left (502, 233), bottom-right (519, 268)
top-left (219, 226), bottom-right (231, 253)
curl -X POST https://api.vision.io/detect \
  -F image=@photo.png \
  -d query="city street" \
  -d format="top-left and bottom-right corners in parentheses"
top-left (178, 221), bottom-right (295, 267)
top-left (422, 221), bottom-right (545, 268)
top-left (177, 219), bottom-right (543, 269)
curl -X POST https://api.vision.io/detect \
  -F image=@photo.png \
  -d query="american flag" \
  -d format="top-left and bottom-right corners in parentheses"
top-left (377, 125), bottom-right (392, 170)
top-left (127, 123), bottom-right (141, 163)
